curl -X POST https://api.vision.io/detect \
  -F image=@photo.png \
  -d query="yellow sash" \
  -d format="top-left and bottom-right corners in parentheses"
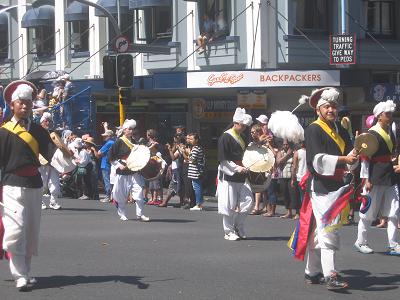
top-left (225, 128), bottom-right (246, 150)
top-left (369, 124), bottom-right (393, 153)
top-left (2, 121), bottom-right (39, 157)
top-left (120, 136), bottom-right (134, 150)
top-left (313, 118), bottom-right (345, 155)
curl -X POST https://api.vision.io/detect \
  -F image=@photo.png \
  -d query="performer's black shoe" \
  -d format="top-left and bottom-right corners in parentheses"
top-left (325, 272), bottom-right (349, 290)
top-left (304, 273), bottom-right (325, 284)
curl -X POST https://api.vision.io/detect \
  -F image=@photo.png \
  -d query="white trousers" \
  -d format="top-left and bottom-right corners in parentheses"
top-left (217, 180), bottom-right (253, 235)
top-left (1, 186), bottom-right (42, 280)
top-left (222, 211), bottom-right (247, 235)
top-left (40, 165), bottom-right (60, 205)
top-left (112, 173), bottom-right (145, 218)
top-left (10, 255), bottom-right (32, 280)
top-left (356, 185), bottom-right (399, 248)
top-left (305, 191), bottom-right (342, 278)
top-left (305, 246), bottom-right (336, 278)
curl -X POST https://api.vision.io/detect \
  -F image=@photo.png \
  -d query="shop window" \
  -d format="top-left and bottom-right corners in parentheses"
top-left (0, 27), bottom-right (8, 60)
top-left (366, 0), bottom-right (395, 38)
top-left (28, 26), bottom-right (55, 59)
top-left (109, 13), bottom-right (134, 50)
top-left (69, 20), bottom-right (89, 53)
top-left (295, 0), bottom-right (328, 33)
top-left (198, 0), bottom-right (230, 41)
top-left (135, 6), bottom-right (172, 44)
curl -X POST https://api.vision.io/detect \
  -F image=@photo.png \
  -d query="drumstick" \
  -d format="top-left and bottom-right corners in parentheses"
top-left (0, 202), bottom-right (17, 214)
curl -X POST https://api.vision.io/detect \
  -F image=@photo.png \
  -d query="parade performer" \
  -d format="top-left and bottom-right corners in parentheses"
top-left (108, 119), bottom-right (150, 222)
top-left (0, 81), bottom-right (53, 291)
top-left (217, 107), bottom-right (253, 241)
top-left (354, 100), bottom-right (400, 255)
top-left (289, 87), bottom-right (358, 290)
top-left (39, 112), bottom-right (62, 210)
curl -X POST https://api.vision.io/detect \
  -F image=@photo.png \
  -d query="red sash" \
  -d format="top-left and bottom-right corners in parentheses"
top-left (12, 165), bottom-right (39, 177)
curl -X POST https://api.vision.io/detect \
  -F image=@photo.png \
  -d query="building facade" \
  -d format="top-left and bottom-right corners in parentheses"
top-left (0, 0), bottom-right (400, 171)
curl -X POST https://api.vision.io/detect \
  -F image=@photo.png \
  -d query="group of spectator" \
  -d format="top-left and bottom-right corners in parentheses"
top-left (248, 115), bottom-right (307, 219)
top-left (32, 74), bottom-right (74, 129)
top-left (53, 122), bottom-right (207, 212)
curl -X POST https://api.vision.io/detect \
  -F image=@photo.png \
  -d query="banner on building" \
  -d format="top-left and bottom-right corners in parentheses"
top-left (329, 34), bottom-right (356, 65)
top-left (187, 70), bottom-right (340, 88)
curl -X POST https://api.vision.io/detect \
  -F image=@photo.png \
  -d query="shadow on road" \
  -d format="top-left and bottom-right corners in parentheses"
top-left (33, 275), bottom-right (149, 290)
top-left (247, 236), bottom-right (290, 241)
top-left (150, 219), bottom-right (196, 223)
top-left (335, 269), bottom-right (400, 294)
top-left (58, 208), bottom-right (108, 212)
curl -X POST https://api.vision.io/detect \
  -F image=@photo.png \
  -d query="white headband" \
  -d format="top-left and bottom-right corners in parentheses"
top-left (373, 100), bottom-right (396, 117)
top-left (11, 84), bottom-right (33, 102)
top-left (316, 88), bottom-right (340, 108)
top-left (233, 107), bottom-right (253, 127)
top-left (122, 119), bottom-right (137, 130)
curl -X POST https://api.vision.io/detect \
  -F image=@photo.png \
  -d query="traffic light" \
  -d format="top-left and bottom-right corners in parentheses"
top-left (103, 55), bottom-right (116, 89)
top-left (119, 87), bottom-right (132, 105)
top-left (116, 54), bottom-right (133, 88)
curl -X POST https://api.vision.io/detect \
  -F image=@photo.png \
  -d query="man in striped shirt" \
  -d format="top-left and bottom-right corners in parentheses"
top-left (186, 133), bottom-right (205, 211)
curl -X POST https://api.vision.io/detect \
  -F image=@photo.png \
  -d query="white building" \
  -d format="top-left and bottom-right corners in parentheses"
top-left (1, 0), bottom-right (400, 172)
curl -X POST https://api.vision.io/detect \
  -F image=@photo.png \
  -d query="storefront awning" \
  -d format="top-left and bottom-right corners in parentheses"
top-left (65, 1), bottom-right (89, 22)
top-left (0, 12), bottom-right (8, 27)
top-left (129, 0), bottom-right (171, 9)
top-left (95, 0), bottom-right (130, 16)
top-left (21, 5), bottom-right (54, 28)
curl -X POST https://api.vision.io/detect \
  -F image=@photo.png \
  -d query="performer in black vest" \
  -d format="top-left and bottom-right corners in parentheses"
top-left (0, 81), bottom-right (52, 291)
top-left (290, 87), bottom-right (358, 290)
top-left (108, 119), bottom-right (150, 222)
top-left (355, 100), bottom-right (400, 255)
top-left (217, 107), bottom-right (253, 241)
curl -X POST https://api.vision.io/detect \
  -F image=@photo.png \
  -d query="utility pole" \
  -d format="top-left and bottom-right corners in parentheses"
top-left (116, 0), bottom-right (124, 126)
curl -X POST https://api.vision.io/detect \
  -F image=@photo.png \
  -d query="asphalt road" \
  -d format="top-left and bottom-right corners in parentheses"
top-left (0, 196), bottom-right (399, 300)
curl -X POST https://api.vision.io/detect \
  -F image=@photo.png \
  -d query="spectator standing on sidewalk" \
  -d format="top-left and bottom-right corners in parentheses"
top-left (276, 140), bottom-right (299, 219)
top-left (94, 126), bottom-right (115, 202)
top-left (186, 133), bottom-right (206, 211)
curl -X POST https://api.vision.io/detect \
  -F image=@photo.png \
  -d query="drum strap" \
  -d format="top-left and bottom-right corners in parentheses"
top-left (2, 121), bottom-right (39, 157)
top-left (120, 136), bottom-right (135, 150)
top-left (369, 125), bottom-right (393, 153)
top-left (225, 128), bottom-right (245, 150)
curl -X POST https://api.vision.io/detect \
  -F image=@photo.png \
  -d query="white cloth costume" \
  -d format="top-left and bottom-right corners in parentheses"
top-left (217, 108), bottom-right (253, 238)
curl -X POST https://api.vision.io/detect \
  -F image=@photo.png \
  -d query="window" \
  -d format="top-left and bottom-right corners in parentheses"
top-left (0, 26), bottom-right (8, 60)
top-left (109, 13), bottom-right (134, 50)
top-left (295, 0), bottom-right (328, 33)
top-left (135, 6), bottom-right (172, 44)
top-left (198, 0), bottom-right (230, 40)
top-left (28, 26), bottom-right (55, 58)
top-left (366, 0), bottom-right (395, 38)
top-left (69, 20), bottom-right (89, 53)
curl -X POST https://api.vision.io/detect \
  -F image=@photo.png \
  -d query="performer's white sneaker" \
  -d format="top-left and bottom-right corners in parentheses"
top-left (354, 243), bottom-right (374, 254)
top-left (189, 206), bottom-right (203, 211)
top-left (224, 232), bottom-right (240, 241)
top-left (137, 215), bottom-right (150, 222)
top-left (120, 215), bottom-right (129, 221)
top-left (15, 278), bottom-right (29, 291)
top-left (49, 203), bottom-right (61, 210)
top-left (41, 202), bottom-right (47, 210)
top-left (28, 277), bottom-right (37, 285)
